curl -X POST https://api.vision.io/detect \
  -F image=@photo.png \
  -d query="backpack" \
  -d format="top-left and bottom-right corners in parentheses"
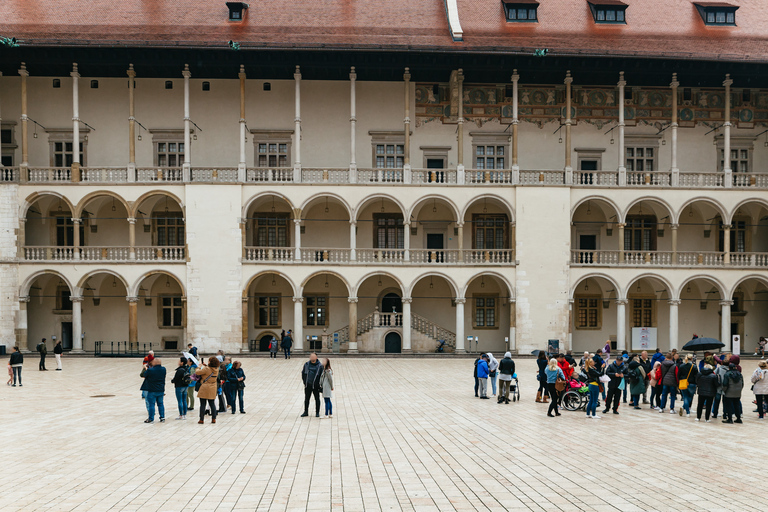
top-left (181, 367), bottom-right (192, 386)
top-left (628, 368), bottom-right (640, 385)
top-left (36, 343), bottom-right (43, 353)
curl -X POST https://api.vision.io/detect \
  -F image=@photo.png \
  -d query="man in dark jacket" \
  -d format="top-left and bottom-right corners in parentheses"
top-left (9, 346), bottom-right (23, 386)
top-left (140, 358), bottom-right (166, 423)
top-left (695, 364), bottom-right (719, 422)
top-left (721, 363), bottom-right (744, 424)
top-left (639, 350), bottom-right (652, 404)
top-left (54, 340), bottom-right (63, 370)
top-left (603, 358), bottom-right (625, 414)
top-left (497, 352), bottom-right (516, 404)
top-left (282, 331), bottom-right (294, 359)
top-left (651, 348), bottom-right (665, 366)
top-left (37, 338), bottom-right (47, 371)
top-left (301, 352), bottom-right (324, 417)
top-left (658, 355), bottom-right (677, 413)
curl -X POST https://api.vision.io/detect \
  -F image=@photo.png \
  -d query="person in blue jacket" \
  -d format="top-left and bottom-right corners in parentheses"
top-left (140, 358), bottom-right (166, 424)
top-left (476, 354), bottom-right (490, 399)
top-left (651, 348), bottom-right (665, 366)
top-left (544, 358), bottom-right (566, 417)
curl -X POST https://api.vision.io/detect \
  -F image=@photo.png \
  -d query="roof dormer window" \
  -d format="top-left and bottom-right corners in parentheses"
top-left (226, 2), bottom-right (248, 22)
top-left (589, 1), bottom-right (627, 24)
top-left (502, 0), bottom-right (539, 22)
top-left (694, 3), bottom-right (738, 26)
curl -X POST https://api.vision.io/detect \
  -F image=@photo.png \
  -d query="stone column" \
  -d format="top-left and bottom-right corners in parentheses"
top-left (723, 224), bottom-right (731, 264)
top-left (564, 71), bottom-right (573, 181)
top-left (238, 65), bottom-right (247, 181)
top-left (720, 300), bottom-right (733, 349)
top-left (617, 72), bottom-right (626, 175)
top-left (455, 298), bottom-right (466, 353)
top-left (723, 74), bottom-right (733, 188)
top-left (19, 63), bottom-right (29, 169)
top-left (128, 296), bottom-right (139, 347)
top-left (457, 222), bottom-right (464, 262)
top-left (72, 218), bottom-right (81, 260)
top-left (350, 67), bottom-right (357, 175)
top-left (511, 69), bottom-right (520, 178)
top-left (616, 299), bottom-right (628, 351)
top-left (457, 69), bottom-right (465, 167)
top-left (71, 63), bottom-right (81, 182)
top-left (403, 221), bottom-right (410, 261)
top-left (182, 64), bottom-right (191, 181)
top-left (403, 67), bottom-right (411, 183)
top-left (349, 221), bottom-right (357, 261)
top-left (617, 222), bottom-right (625, 263)
top-left (72, 296), bottom-right (84, 353)
top-left (293, 217), bottom-right (302, 261)
top-left (509, 300), bottom-right (516, 353)
top-left (293, 297), bottom-right (304, 352)
top-left (671, 223), bottom-right (678, 264)
top-left (670, 73), bottom-right (679, 184)
top-left (293, 66), bottom-right (302, 181)
top-left (348, 297), bottom-right (358, 353)
top-left (16, 297), bottom-right (29, 351)
top-left (668, 299), bottom-right (681, 351)
top-left (128, 217), bottom-right (136, 260)
top-left (402, 297), bottom-right (412, 352)
top-left (127, 64), bottom-right (136, 180)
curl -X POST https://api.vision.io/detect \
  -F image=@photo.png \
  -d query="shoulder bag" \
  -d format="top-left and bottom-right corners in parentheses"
top-left (679, 365), bottom-right (694, 390)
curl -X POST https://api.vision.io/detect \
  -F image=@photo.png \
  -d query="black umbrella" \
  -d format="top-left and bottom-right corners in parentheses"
top-left (682, 337), bottom-right (724, 352)
top-left (531, 350), bottom-right (543, 356)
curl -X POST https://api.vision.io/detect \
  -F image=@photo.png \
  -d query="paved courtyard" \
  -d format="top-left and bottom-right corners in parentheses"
top-left (0, 356), bottom-right (763, 512)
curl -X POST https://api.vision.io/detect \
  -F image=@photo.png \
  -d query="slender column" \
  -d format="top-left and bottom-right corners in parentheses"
top-left (567, 299), bottom-right (574, 352)
top-left (616, 299), bottom-right (628, 351)
top-left (564, 71), bottom-right (573, 179)
top-left (293, 66), bottom-right (302, 181)
top-left (128, 64), bottom-right (136, 179)
top-left (70, 63), bottom-right (81, 181)
top-left (668, 299), bottom-right (681, 351)
top-left (403, 221), bottom-right (410, 261)
top-left (455, 298), bottom-right (466, 353)
top-left (19, 63), bottom-right (29, 169)
top-left (617, 223), bottom-right (625, 263)
top-left (182, 64), bottom-right (191, 181)
top-left (617, 72), bottom-right (626, 175)
top-left (16, 297), bottom-right (29, 351)
top-left (403, 67), bottom-right (411, 184)
top-left (723, 74), bottom-right (733, 188)
top-left (508, 300), bottom-right (516, 353)
top-left (723, 224), bottom-right (731, 264)
top-left (720, 300), bottom-right (733, 349)
top-left (238, 65), bottom-right (247, 181)
top-left (293, 297), bottom-right (304, 352)
top-left (128, 217), bottom-right (136, 260)
top-left (457, 69), bottom-right (465, 168)
top-left (669, 223), bottom-right (679, 264)
top-left (457, 222), bottom-right (464, 262)
top-left (128, 296), bottom-right (139, 347)
top-left (72, 218), bottom-right (81, 260)
top-left (402, 297), bottom-right (412, 352)
top-left (670, 73), bottom-right (680, 182)
top-left (293, 217), bottom-right (302, 261)
top-left (242, 297), bottom-right (249, 352)
top-left (72, 296), bottom-right (84, 352)
top-left (349, 221), bottom-right (357, 261)
top-left (350, 67), bottom-right (357, 175)
top-left (511, 70), bottom-right (520, 176)
top-left (348, 297), bottom-right (359, 353)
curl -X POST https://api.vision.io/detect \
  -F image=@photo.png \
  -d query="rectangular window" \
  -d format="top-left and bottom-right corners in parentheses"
top-left (718, 219), bottom-right (747, 253)
top-left (625, 146), bottom-right (655, 173)
top-left (54, 215), bottom-right (85, 247)
top-left (720, 148), bottom-right (750, 173)
top-left (255, 295), bottom-right (280, 327)
top-left (474, 145), bottom-right (505, 170)
top-left (698, 5), bottom-right (737, 26)
top-left (257, 142), bottom-right (290, 167)
top-left (472, 214), bottom-right (508, 250)
top-left (161, 296), bottom-right (183, 327)
top-left (154, 212), bottom-right (185, 246)
top-left (255, 213), bottom-right (290, 247)
top-left (373, 214), bottom-right (404, 249)
top-left (374, 144), bottom-right (404, 169)
top-left (156, 141), bottom-right (185, 167)
top-left (632, 299), bottom-right (655, 328)
top-left (52, 141), bottom-right (84, 167)
top-left (305, 295), bottom-right (328, 327)
top-left (473, 295), bottom-right (498, 329)
top-left (504, 3), bottom-right (538, 22)
top-left (56, 286), bottom-right (73, 312)
top-left (624, 216), bottom-right (657, 251)
top-left (593, 6), bottom-right (627, 24)
top-left (575, 297), bottom-right (601, 329)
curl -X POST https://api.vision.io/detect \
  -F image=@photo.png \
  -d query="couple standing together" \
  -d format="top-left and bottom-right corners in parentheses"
top-left (301, 353), bottom-right (334, 418)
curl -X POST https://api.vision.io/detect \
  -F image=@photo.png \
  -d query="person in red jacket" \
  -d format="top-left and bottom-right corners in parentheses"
top-left (557, 353), bottom-right (574, 380)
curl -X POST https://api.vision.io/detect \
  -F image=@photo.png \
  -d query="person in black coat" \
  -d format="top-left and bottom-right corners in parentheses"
top-left (140, 358), bottom-right (166, 423)
top-left (281, 330), bottom-right (293, 359)
top-left (603, 358), bottom-right (625, 414)
top-left (54, 340), bottom-right (63, 370)
top-left (536, 352), bottom-right (548, 403)
top-left (301, 352), bottom-right (324, 417)
top-left (695, 364), bottom-right (719, 422)
top-left (9, 346), bottom-right (23, 387)
top-left (171, 357), bottom-right (190, 420)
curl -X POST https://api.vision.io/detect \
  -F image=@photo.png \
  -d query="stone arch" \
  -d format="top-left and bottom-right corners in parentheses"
top-left (571, 195), bottom-right (622, 221)
top-left (76, 269), bottom-right (130, 296)
top-left (354, 193), bottom-right (408, 221)
top-left (461, 271), bottom-right (514, 299)
top-left (460, 194), bottom-right (515, 222)
top-left (300, 270), bottom-right (352, 296)
top-left (129, 270), bottom-right (185, 297)
top-left (623, 196), bottom-right (674, 224)
top-left (131, 191), bottom-right (185, 219)
top-left (243, 270), bottom-right (298, 298)
top-left (75, 191), bottom-right (131, 218)
top-left (20, 270), bottom-right (74, 297)
top-left (299, 193), bottom-right (353, 220)
top-left (625, 273), bottom-right (675, 299)
top-left (677, 196), bottom-right (728, 225)
top-left (21, 191), bottom-right (76, 219)
top-left (677, 274), bottom-right (727, 300)
top-left (729, 197), bottom-right (768, 225)
top-left (353, 271), bottom-right (406, 297)
top-left (729, 274), bottom-right (768, 298)
top-left (408, 195), bottom-right (461, 223)
top-left (408, 271), bottom-right (459, 298)
top-left (570, 273), bottom-right (623, 299)
top-left (242, 191), bottom-right (296, 219)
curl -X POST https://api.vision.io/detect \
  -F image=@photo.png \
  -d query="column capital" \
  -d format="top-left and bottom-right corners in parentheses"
top-left (722, 224), bottom-right (732, 230)
top-left (668, 299), bottom-right (682, 306)
top-left (238, 64), bottom-right (246, 79)
top-left (294, 65), bottom-right (302, 80)
top-left (182, 63), bottom-right (191, 79)
top-left (615, 299), bottom-right (629, 306)
top-left (403, 67), bottom-right (410, 81)
top-left (19, 218), bottom-right (27, 224)
top-left (71, 62), bottom-right (80, 78)
top-left (719, 300), bottom-right (734, 307)
top-left (347, 297), bottom-right (358, 304)
top-left (401, 297), bottom-right (413, 304)
top-left (71, 296), bottom-right (84, 303)
top-left (349, 219), bottom-right (357, 226)
top-left (71, 217), bottom-right (81, 224)
top-left (617, 71), bottom-right (626, 88)
top-left (19, 296), bottom-right (30, 303)
top-left (293, 296), bottom-right (304, 304)
top-left (454, 297), bottom-right (466, 305)
top-left (293, 218), bottom-right (302, 226)
top-left (242, 296), bottom-right (249, 303)
top-left (18, 62), bottom-right (28, 77)
top-left (127, 217), bottom-right (136, 224)
top-left (511, 69), bottom-right (519, 83)
top-left (126, 296), bottom-right (140, 303)
top-left (670, 223), bottom-right (679, 230)
top-left (670, 73), bottom-right (679, 89)
top-left (723, 74), bottom-right (733, 88)
top-left (564, 70), bottom-right (573, 85)
top-left (127, 63), bottom-right (136, 79)
top-left (617, 222), bottom-right (626, 228)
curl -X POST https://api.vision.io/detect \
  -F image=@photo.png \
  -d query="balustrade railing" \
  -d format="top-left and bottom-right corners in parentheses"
top-left (519, 169), bottom-right (565, 185)
top-left (80, 167), bottom-right (128, 183)
top-left (411, 312), bottom-right (456, 348)
top-left (678, 172), bottom-right (724, 188)
top-left (627, 171), bottom-right (671, 186)
top-left (243, 246), bottom-right (295, 262)
top-left (727, 252), bottom-right (768, 268)
top-left (23, 246), bottom-right (76, 261)
top-left (571, 249), bottom-right (727, 267)
top-left (27, 167), bottom-right (71, 182)
top-left (1, 167), bottom-right (19, 182)
top-left (133, 246), bottom-right (186, 261)
top-left (300, 248), bottom-right (351, 263)
top-left (357, 168), bottom-right (404, 184)
top-left (190, 168), bottom-right (238, 182)
top-left (78, 246), bottom-right (131, 261)
top-left (135, 167), bottom-right (183, 182)
top-left (411, 168), bottom-right (458, 184)
top-left (676, 251), bottom-right (724, 266)
top-left (246, 167), bottom-right (294, 182)
top-left (355, 249), bottom-right (405, 263)
top-left (301, 168), bottom-right (350, 183)
top-left (574, 170), bottom-right (619, 186)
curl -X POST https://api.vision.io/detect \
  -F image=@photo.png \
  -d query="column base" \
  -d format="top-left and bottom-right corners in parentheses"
top-left (401, 348), bottom-right (413, 354)
top-left (70, 349), bottom-right (85, 354)
top-left (454, 348), bottom-right (466, 354)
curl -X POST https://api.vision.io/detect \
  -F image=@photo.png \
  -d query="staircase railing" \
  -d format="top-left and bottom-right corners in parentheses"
top-left (411, 312), bottom-right (456, 348)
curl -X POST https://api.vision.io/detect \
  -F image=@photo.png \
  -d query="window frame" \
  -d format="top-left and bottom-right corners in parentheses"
top-left (624, 215), bottom-right (657, 252)
top-left (695, 4), bottom-right (738, 26)
top-left (372, 213), bottom-right (405, 249)
top-left (50, 212), bottom-right (86, 247)
top-left (472, 294), bottom-right (499, 330)
top-left (254, 294), bottom-right (282, 328)
top-left (250, 130), bottom-right (294, 168)
top-left (55, 285), bottom-right (73, 313)
top-left (471, 213), bottom-right (510, 250)
top-left (1, 121), bottom-right (17, 167)
top-left (46, 129), bottom-right (88, 168)
top-left (150, 130), bottom-right (189, 167)
top-left (716, 137), bottom-right (753, 173)
top-left (152, 211), bottom-right (185, 247)
top-left (575, 295), bottom-right (602, 330)
top-left (502, 1), bottom-right (539, 23)
top-left (370, 131), bottom-right (406, 169)
top-left (630, 296), bottom-right (656, 328)
top-left (717, 216), bottom-right (750, 253)
top-left (589, 2), bottom-right (628, 24)
top-left (253, 212), bottom-right (291, 247)
top-left (624, 135), bottom-right (660, 174)
top-left (158, 294), bottom-right (184, 328)
top-left (304, 294), bottom-right (330, 328)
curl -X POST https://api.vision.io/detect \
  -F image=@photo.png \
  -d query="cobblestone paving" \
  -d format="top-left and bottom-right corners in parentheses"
top-left (0, 357), bottom-right (762, 512)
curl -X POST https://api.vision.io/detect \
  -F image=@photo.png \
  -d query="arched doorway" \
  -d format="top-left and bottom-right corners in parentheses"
top-left (381, 292), bottom-right (402, 314)
top-left (259, 333), bottom-right (274, 352)
top-left (385, 332), bottom-right (402, 353)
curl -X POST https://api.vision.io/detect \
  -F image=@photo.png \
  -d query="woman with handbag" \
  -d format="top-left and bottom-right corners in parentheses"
top-left (544, 358), bottom-right (566, 417)
top-left (195, 357), bottom-right (220, 424)
top-left (536, 351), bottom-right (548, 403)
top-left (229, 361), bottom-right (246, 414)
top-left (678, 354), bottom-right (698, 417)
top-left (584, 358), bottom-right (603, 419)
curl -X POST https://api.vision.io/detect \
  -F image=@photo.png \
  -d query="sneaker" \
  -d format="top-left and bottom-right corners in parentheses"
top-left (670, 409), bottom-right (676, 414)
top-left (686, 413), bottom-right (690, 418)
top-left (658, 409), bottom-right (665, 413)
top-left (734, 418), bottom-right (743, 424)
top-left (593, 415), bottom-right (601, 419)
top-left (612, 411), bottom-right (619, 415)
top-left (301, 412), bottom-right (308, 417)
top-left (586, 415), bottom-right (592, 419)
top-left (159, 418), bottom-right (165, 423)
top-left (722, 419), bottom-right (733, 424)
top-left (706, 420), bottom-right (711, 423)
top-left (19, 384), bottom-right (22, 387)
top-left (695, 418), bottom-right (700, 422)
top-left (11, 384), bottom-right (15, 387)
top-left (316, 413), bottom-right (320, 418)
top-left (654, 407), bottom-right (661, 411)
top-left (602, 409), bottom-right (609, 414)
top-left (144, 419), bottom-right (153, 424)
top-left (240, 411), bottom-right (246, 414)
top-left (175, 416), bottom-right (184, 420)
top-left (633, 406), bottom-right (641, 410)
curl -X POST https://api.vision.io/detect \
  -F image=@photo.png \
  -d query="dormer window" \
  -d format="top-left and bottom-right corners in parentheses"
top-left (502, 0), bottom-right (539, 22)
top-left (589, 1), bottom-right (627, 24)
top-left (227, 2), bottom-right (248, 21)
top-left (695, 3), bottom-right (738, 26)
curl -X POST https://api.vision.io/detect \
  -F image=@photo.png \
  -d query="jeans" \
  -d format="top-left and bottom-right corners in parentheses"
top-left (681, 385), bottom-right (696, 414)
top-left (622, 379), bottom-right (627, 402)
top-left (631, 394), bottom-right (640, 407)
top-left (39, 354), bottom-right (46, 370)
top-left (474, 377), bottom-right (479, 397)
top-left (217, 390), bottom-right (227, 412)
top-left (478, 378), bottom-right (488, 397)
top-left (697, 395), bottom-right (714, 421)
top-left (233, 388), bottom-right (244, 413)
top-left (660, 385), bottom-right (676, 410)
top-left (537, 376), bottom-right (547, 395)
top-left (712, 393), bottom-right (722, 417)
top-left (175, 387), bottom-right (188, 416)
top-left (324, 397), bottom-right (332, 416)
top-left (605, 388), bottom-right (621, 412)
top-left (199, 398), bottom-right (217, 421)
top-left (756, 394), bottom-right (767, 419)
top-left (489, 373), bottom-right (497, 395)
top-left (224, 383), bottom-right (235, 409)
top-left (145, 391), bottom-right (165, 421)
top-left (586, 384), bottom-right (600, 416)
top-left (547, 383), bottom-right (560, 415)
top-left (12, 366), bottom-right (21, 385)
top-left (499, 379), bottom-right (511, 401)
top-left (304, 387), bottom-right (321, 415)
top-left (284, 348), bottom-right (291, 359)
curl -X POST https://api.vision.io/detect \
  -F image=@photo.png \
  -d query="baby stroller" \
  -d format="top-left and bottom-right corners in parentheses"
top-left (510, 373), bottom-right (521, 402)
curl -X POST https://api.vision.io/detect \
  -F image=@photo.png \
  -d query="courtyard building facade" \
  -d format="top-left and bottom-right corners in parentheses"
top-left (1, 0), bottom-right (767, 355)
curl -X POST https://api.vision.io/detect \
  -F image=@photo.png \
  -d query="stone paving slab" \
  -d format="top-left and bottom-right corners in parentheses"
top-left (0, 357), bottom-right (763, 511)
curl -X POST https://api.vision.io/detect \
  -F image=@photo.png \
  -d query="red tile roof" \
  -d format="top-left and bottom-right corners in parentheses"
top-left (0, 0), bottom-right (766, 62)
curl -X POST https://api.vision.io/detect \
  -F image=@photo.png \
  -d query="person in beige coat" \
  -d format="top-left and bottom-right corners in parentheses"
top-left (195, 357), bottom-right (220, 424)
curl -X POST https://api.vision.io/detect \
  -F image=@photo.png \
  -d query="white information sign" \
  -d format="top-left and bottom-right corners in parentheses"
top-left (631, 327), bottom-right (657, 351)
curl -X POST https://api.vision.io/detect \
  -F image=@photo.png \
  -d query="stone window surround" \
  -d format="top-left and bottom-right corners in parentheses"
top-left (254, 293), bottom-right (282, 328)
top-left (150, 129), bottom-right (193, 167)
top-left (157, 293), bottom-right (184, 329)
top-left (250, 129), bottom-right (294, 168)
top-left (471, 293), bottom-right (499, 330)
top-left (46, 128), bottom-right (89, 167)
top-left (370, 130), bottom-right (407, 169)
top-left (304, 293), bottom-right (329, 328)
top-left (575, 147), bottom-right (605, 171)
top-left (470, 132), bottom-right (510, 170)
top-left (715, 135), bottom-right (754, 173)
top-left (1, 121), bottom-right (17, 166)
top-left (624, 134), bottom-right (660, 172)
top-left (420, 145), bottom-right (451, 169)
top-left (574, 294), bottom-right (603, 330)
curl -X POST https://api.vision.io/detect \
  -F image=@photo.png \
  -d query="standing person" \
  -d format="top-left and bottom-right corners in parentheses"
top-left (651, 348), bottom-right (665, 366)
top-left (536, 351), bottom-right (548, 403)
top-left (678, 354), bottom-right (699, 417)
top-left (627, 354), bottom-right (646, 410)
top-left (486, 353), bottom-right (498, 397)
top-left (639, 351), bottom-right (652, 404)
top-left (269, 337), bottom-right (279, 359)
top-left (195, 357), bottom-right (220, 424)
top-left (216, 350), bottom-right (225, 363)
top-left (658, 353), bottom-right (677, 414)
top-left (476, 354), bottom-right (490, 399)
top-left (579, 351), bottom-right (590, 368)
top-left (620, 352), bottom-right (630, 403)
top-left (218, 356), bottom-right (232, 413)
top-left (649, 361), bottom-right (662, 410)
top-left (593, 349), bottom-right (607, 401)
top-left (6, 359), bottom-right (12, 386)
top-left (141, 350), bottom-right (155, 399)
top-left (37, 338), bottom-right (47, 371)
top-left (497, 352), bottom-right (515, 404)
top-left (473, 355), bottom-right (481, 397)
top-left (695, 363), bottom-right (719, 422)
top-left (756, 337), bottom-right (767, 358)
top-left (584, 358), bottom-right (602, 419)
top-left (721, 363), bottom-right (744, 424)
top-left (228, 361), bottom-right (246, 414)
top-left (186, 343), bottom-right (198, 359)
top-left (54, 340), bottom-right (63, 371)
top-left (751, 360), bottom-right (768, 420)
top-left (9, 346), bottom-right (22, 387)
top-left (301, 352), bottom-right (324, 417)
top-left (603, 356), bottom-right (625, 415)
top-left (544, 358), bottom-right (565, 417)
top-left (186, 357), bottom-right (197, 411)
top-left (320, 358), bottom-right (334, 419)
top-left (171, 357), bottom-right (190, 420)
top-left (282, 330), bottom-right (293, 359)
top-left (712, 356), bottom-right (729, 419)
top-left (140, 358), bottom-right (166, 424)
